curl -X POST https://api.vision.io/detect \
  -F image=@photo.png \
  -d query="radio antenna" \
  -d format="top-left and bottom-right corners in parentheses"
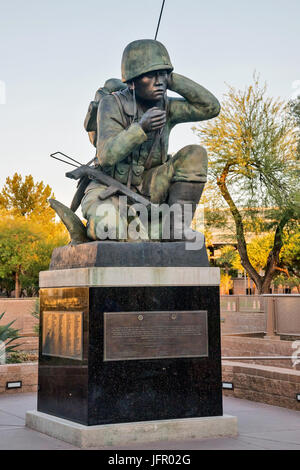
top-left (154, 0), bottom-right (166, 40)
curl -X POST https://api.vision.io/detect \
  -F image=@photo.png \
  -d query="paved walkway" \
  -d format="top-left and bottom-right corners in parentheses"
top-left (0, 393), bottom-right (299, 450)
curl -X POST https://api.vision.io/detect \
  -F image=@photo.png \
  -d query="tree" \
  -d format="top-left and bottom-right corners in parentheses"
top-left (216, 245), bottom-right (239, 274)
top-left (289, 95), bottom-right (300, 159)
top-left (0, 216), bottom-right (68, 297)
top-left (280, 228), bottom-right (300, 277)
top-left (246, 234), bottom-right (277, 274)
top-left (0, 217), bottom-right (44, 297)
top-left (273, 273), bottom-right (300, 293)
top-left (220, 272), bottom-right (233, 295)
top-left (0, 174), bottom-right (69, 296)
top-left (0, 173), bottom-right (54, 222)
top-left (194, 74), bottom-right (299, 293)
top-left (20, 222), bottom-right (68, 296)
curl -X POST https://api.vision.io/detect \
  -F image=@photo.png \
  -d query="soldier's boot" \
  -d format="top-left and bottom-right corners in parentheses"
top-left (166, 181), bottom-right (205, 250)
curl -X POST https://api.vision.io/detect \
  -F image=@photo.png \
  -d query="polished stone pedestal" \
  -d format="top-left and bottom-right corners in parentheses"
top-left (34, 242), bottom-right (226, 432)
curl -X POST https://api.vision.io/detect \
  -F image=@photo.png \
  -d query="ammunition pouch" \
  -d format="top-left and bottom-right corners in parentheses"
top-left (114, 162), bottom-right (144, 186)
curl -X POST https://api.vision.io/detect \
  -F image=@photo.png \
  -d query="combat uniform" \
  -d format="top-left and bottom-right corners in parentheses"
top-left (81, 40), bottom-right (220, 241)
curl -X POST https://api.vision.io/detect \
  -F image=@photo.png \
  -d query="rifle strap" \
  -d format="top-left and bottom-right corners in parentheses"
top-left (112, 92), bottom-right (130, 129)
top-left (70, 175), bottom-right (90, 213)
top-left (144, 131), bottom-right (161, 170)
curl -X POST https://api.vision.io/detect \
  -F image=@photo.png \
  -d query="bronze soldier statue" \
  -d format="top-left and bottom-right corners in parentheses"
top-left (51, 39), bottom-right (220, 245)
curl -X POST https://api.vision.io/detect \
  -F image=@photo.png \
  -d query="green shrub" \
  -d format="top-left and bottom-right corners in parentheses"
top-left (31, 299), bottom-right (40, 335)
top-left (0, 312), bottom-right (22, 363)
top-left (6, 351), bottom-right (38, 363)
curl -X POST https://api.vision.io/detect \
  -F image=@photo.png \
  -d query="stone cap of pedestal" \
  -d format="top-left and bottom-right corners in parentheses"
top-left (49, 241), bottom-right (210, 270)
top-left (39, 266), bottom-right (220, 288)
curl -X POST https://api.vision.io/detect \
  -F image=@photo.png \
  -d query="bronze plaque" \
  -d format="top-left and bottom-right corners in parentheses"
top-left (104, 310), bottom-right (208, 361)
top-left (42, 311), bottom-right (83, 360)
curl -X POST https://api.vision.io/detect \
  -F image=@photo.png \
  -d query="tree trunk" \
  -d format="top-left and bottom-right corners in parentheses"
top-left (258, 211), bottom-right (292, 295)
top-left (15, 270), bottom-right (21, 298)
top-left (260, 276), bottom-right (273, 294)
top-left (217, 165), bottom-right (291, 296)
top-left (217, 166), bottom-right (263, 291)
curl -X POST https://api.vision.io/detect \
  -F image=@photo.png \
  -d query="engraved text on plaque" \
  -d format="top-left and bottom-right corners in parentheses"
top-left (104, 311), bottom-right (208, 361)
top-left (42, 311), bottom-right (83, 360)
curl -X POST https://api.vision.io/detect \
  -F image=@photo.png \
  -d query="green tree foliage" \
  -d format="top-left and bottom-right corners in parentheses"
top-left (216, 245), bottom-right (239, 274)
top-left (273, 273), bottom-right (300, 293)
top-left (280, 228), bottom-right (300, 277)
top-left (0, 174), bottom-right (69, 297)
top-left (220, 272), bottom-right (233, 295)
top-left (0, 216), bottom-right (68, 297)
top-left (0, 217), bottom-right (41, 297)
top-left (289, 95), bottom-right (300, 159)
top-left (0, 173), bottom-right (54, 222)
top-left (31, 299), bottom-right (40, 335)
top-left (0, 312), bottom-right (22, 363)
top-left (225, 230), bottom-right (300, 283)
top-left (246, 234), bottom-right (275, 273)
top-left (194, 74), bottom-right (299, 293)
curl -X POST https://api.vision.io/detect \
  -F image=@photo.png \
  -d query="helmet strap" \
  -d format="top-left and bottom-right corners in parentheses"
top-left (132, 82), bottom-right (137, 123)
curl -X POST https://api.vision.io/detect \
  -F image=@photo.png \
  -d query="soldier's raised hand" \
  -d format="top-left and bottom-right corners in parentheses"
top-left (167, 72), bottom-right (173, 90)
top-left (139, 107), bottom-right (166, 133)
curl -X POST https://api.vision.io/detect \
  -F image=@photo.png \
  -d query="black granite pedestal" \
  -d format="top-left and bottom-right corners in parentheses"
top-left (36, 242), bottom-right (223, 427)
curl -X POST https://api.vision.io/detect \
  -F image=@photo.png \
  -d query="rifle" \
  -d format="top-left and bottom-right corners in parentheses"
top-left (50, 152), bottom-right (152, 209)
top-left (66, 165), bottom-right (152, 207)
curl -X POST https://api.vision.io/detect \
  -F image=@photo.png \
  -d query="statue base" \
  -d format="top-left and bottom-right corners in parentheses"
top-left (49, 240), bottom-right (209, 270)
top-left (34, 242), bottom-right (225, 429)
top-left (26, 411), bottom-right (237, 448)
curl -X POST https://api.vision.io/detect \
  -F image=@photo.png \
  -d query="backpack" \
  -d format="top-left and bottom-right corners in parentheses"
top-left (84, 79), bottom-right (127, 147)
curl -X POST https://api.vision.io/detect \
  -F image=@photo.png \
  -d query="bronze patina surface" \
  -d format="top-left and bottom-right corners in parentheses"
top-left (50, 39), bottom-right (220, 245)
top-left (104, 310), bottom-right (208, 361)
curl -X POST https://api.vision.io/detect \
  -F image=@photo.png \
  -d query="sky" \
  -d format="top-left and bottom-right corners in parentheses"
top-left (0, 0), bottom-right (299, 207)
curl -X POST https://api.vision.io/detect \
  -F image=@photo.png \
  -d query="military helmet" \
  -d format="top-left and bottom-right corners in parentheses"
top-left (121, 39), bottom-right (173, 83)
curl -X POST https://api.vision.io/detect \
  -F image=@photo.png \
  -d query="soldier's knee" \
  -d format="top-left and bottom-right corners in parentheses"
top-left (85, 203), bottom-right (120, 240)
top-left (175, 144), bottom-right (207, 163)
top-left (191, 144), bottom-right (207, 163)
top-left (172, 145), bottom-right (208, 182)
top-left (87, 213), bottom-right (120, 241)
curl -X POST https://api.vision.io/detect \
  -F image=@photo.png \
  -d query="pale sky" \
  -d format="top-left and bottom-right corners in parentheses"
top-left (0, 0), bottom-right (299, 207)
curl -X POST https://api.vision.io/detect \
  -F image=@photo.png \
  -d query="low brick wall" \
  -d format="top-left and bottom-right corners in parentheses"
top-left (17, 335), bottom-right (39, 352)
top-left (0, 298), bottom-right (39, 353)
top-left (1, 360), bottom-right (299, 412)
top-left (0, 362), bottom-right (38, 394)
top-left (222, 361), bottom-right (300, 411)
top-left (0, 299), bottom-right (38, 334)
top-left (222, 335), bottom-right (299, 370)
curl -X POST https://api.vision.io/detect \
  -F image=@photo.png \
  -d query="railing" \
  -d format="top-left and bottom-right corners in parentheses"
top-left (220, 295), bottom-right (264, 313)
top-left (221, 294), bottom-right (300, 337)
top-left (263, 294), bottom-right (300, 337)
